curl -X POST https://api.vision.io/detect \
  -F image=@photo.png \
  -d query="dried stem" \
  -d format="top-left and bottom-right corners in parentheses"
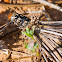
top-left (39, 34), bottom-right (62, 62)
top-left (40, 29), bottom-right (62, 36)
top-left (41, 32), bottom-right (61, 45)
top-left (55, 1), bottom-right (62, 4)
top-left (33, 35), bottom-right (55, 62)
top-left (39, 21), bottom-right (62, 24)
top-left (10, 50), bottom-right (36, 56)
top-left (0, 3), bottom-right (44, 7)
top-left (41, 33), bottom-right (62, 56)
top-left (34, 33), bottom-right (59, 62)
top-left (41, 51), bottom-right (48, 62)
top-left (33, 0), bottom-right (62, 12)
top-left (42, 42), bottom-right (60, 62)
top-left (44, 28), bottom-right (62, 33)
top-left (26, 10), bottom-right (43, 13)
top-left (42, 6), bottom-right (51, 21)
top-left (2, 56), bottom-right (34, 61)
top-left (41, 47), bottom-right (56, 62)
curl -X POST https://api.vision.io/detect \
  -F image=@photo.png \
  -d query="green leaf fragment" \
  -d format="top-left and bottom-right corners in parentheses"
top-left (21, 27), bottom-right (35, 39)
top-left (33, 26), bottom-right (35, 33)
top-left (34, 43), bottom-right (38, 48)
top-left (24, 42), bottom-right (38, 52)
top-left (32, 48), bottom-right (35, 52)
top-left (30, 30), bottom-right (34, 35)
top-left (21, 31), bottom-right (34, 39)
top-left (24, 42), bottom-right (28, 48)
top-left (21, 31), bottom-right (27, 35)
top-left (24, 42), bottom-right (32, 50)
top-left (26, 27), bottom-right (30, 34)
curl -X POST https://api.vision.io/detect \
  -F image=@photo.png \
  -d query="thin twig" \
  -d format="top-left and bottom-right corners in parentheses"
top-left (41, 32), bottom-right (62, 44)
top-left (42, 42), bottom-right (60, 62)
top-left (55, 1), bottom-right (62, 4)
top-left (34, 32), bottom-right (60, 62)
top-left (41, 47), bottom-right (56, 62)
top-left (33, 0), bottom-right (62, 12)
top-left (39, 21), bottom-right (62, 24)
top-left (0, 3), bottom-right (44, 7)
top-left (0, 21), bottom-right (13, 32)
top-left (40, 29), bottom-right (62, 36)
top-left (44, 28), bottom-right (62, 33)
top-left (26, 10), bottom-right (43, 13)
top-left (18, 7), bottom-right (25, 13)
top-left (39, 34), bottom-right (62, 62)
top-left (41, 51), bottom-right (48, 62)
top-left (33, 35), bottom-right (55, 62)
top-left (41, 33), bottom-right (62, 56)
top-left (10, 50), bottom-right (36, 56)
top-left (42, 6), bottom-right (51, 21)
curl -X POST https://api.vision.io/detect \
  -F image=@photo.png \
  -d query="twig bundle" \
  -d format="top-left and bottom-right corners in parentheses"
top-left (34, 22), bottom-right (62, 62)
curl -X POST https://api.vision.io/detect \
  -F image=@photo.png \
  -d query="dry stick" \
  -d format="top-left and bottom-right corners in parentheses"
top-left (34, 36), bottom-right (48, 62)
top-left (39, 34), bottom-right (62, 62)
top-left (0, 21), bottom-right (13, 29)
top-left (41, 51), bottom-right (48, 62)
top-left (41, 57), bottom-right (45, 62)
top-left (33, 35), bottom-right (42, 51)
top-left (48, 34), bottom-right (60, 39)
top-left (0, 23), bottom-right (9, 29)
top-left (40, 31), bottom-right (61, 38)
top-left (33, 35), bottom-right (55, 62)
top-left (0, 50), bottom-right (35, 56)
top-left (42, 6), bottom-right (51, 21)
top-left (41, 32), bottom-right (61, 45)
top-left (34, 33), bottom-right (59, 62)
top-left (10, 50), bottom-right (36, 56)
top-left (40, 29), bottom-right (62, 36)
top-left (18, 7), bottom-right (25, 13)
top-left (42, 42), bottom-right (60, 62)
top-left (43, 26), bottom-right (62, 29)
top-left (35, 28), bottom-right (61, 38)
top-left (0, 25), bottom-right (8, 32)
top-left (3, 56), bottom-right (34, 61)
top-left (0, 49), bottom-right (35, 56)
top-left (0, 21), bottom-right (13, 32)
top-left (49, 36), bottom-right (62, 45)
top-left (10, 7), bottom-right (43, 14)
top-left (41, 33), bottom-right (62, 56)
top-left (42, 28), bottom-right (62, 39)
top-left (45, 34), bottom-right (62, 53)
top-left (26, 10), bottom-right (43, 13)
top-left (44, 28), bottom-right (62, 33)
top-left (0, 3), bottom-right (44, 7)
top-left (55, 1), bottom-right (62, 4)
top-left (41, 47), bottom-right (56, 62)
top-left (9, 7), bottom-right (22, 14)
top-left (39, 21), bottom-right (62, 24)
top-left (34, 35), bottom-right (48, 62)
top-left (33, 0), bottom-right (62, 12)
top-left (56, 29), bottom-right (62, 31)
top-left (49, 38), bottom-right (62, 56)
top-left (0, 6), bottom-right (9, 13)
top-left (2, 50), bottom-right (35, 61)
top-left (0, 27), bottom-right (19, 38)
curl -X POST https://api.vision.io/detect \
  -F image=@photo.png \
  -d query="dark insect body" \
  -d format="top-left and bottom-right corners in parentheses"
top-left (8, 12), bottom-right (30, 27)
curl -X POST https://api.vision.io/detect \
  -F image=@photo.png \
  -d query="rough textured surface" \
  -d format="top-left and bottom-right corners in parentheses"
top-left (0, 40), bottom-right (10, 61)
top-left (0, 2), bottom-right (62, 62)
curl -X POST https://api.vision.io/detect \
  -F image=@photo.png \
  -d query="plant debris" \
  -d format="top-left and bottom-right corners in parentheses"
top-left (0, 0), bottom-right (62, 62)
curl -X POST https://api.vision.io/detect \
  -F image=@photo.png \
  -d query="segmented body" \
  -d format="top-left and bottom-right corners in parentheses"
top-left (8, 13), bottom-right (30, 27)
